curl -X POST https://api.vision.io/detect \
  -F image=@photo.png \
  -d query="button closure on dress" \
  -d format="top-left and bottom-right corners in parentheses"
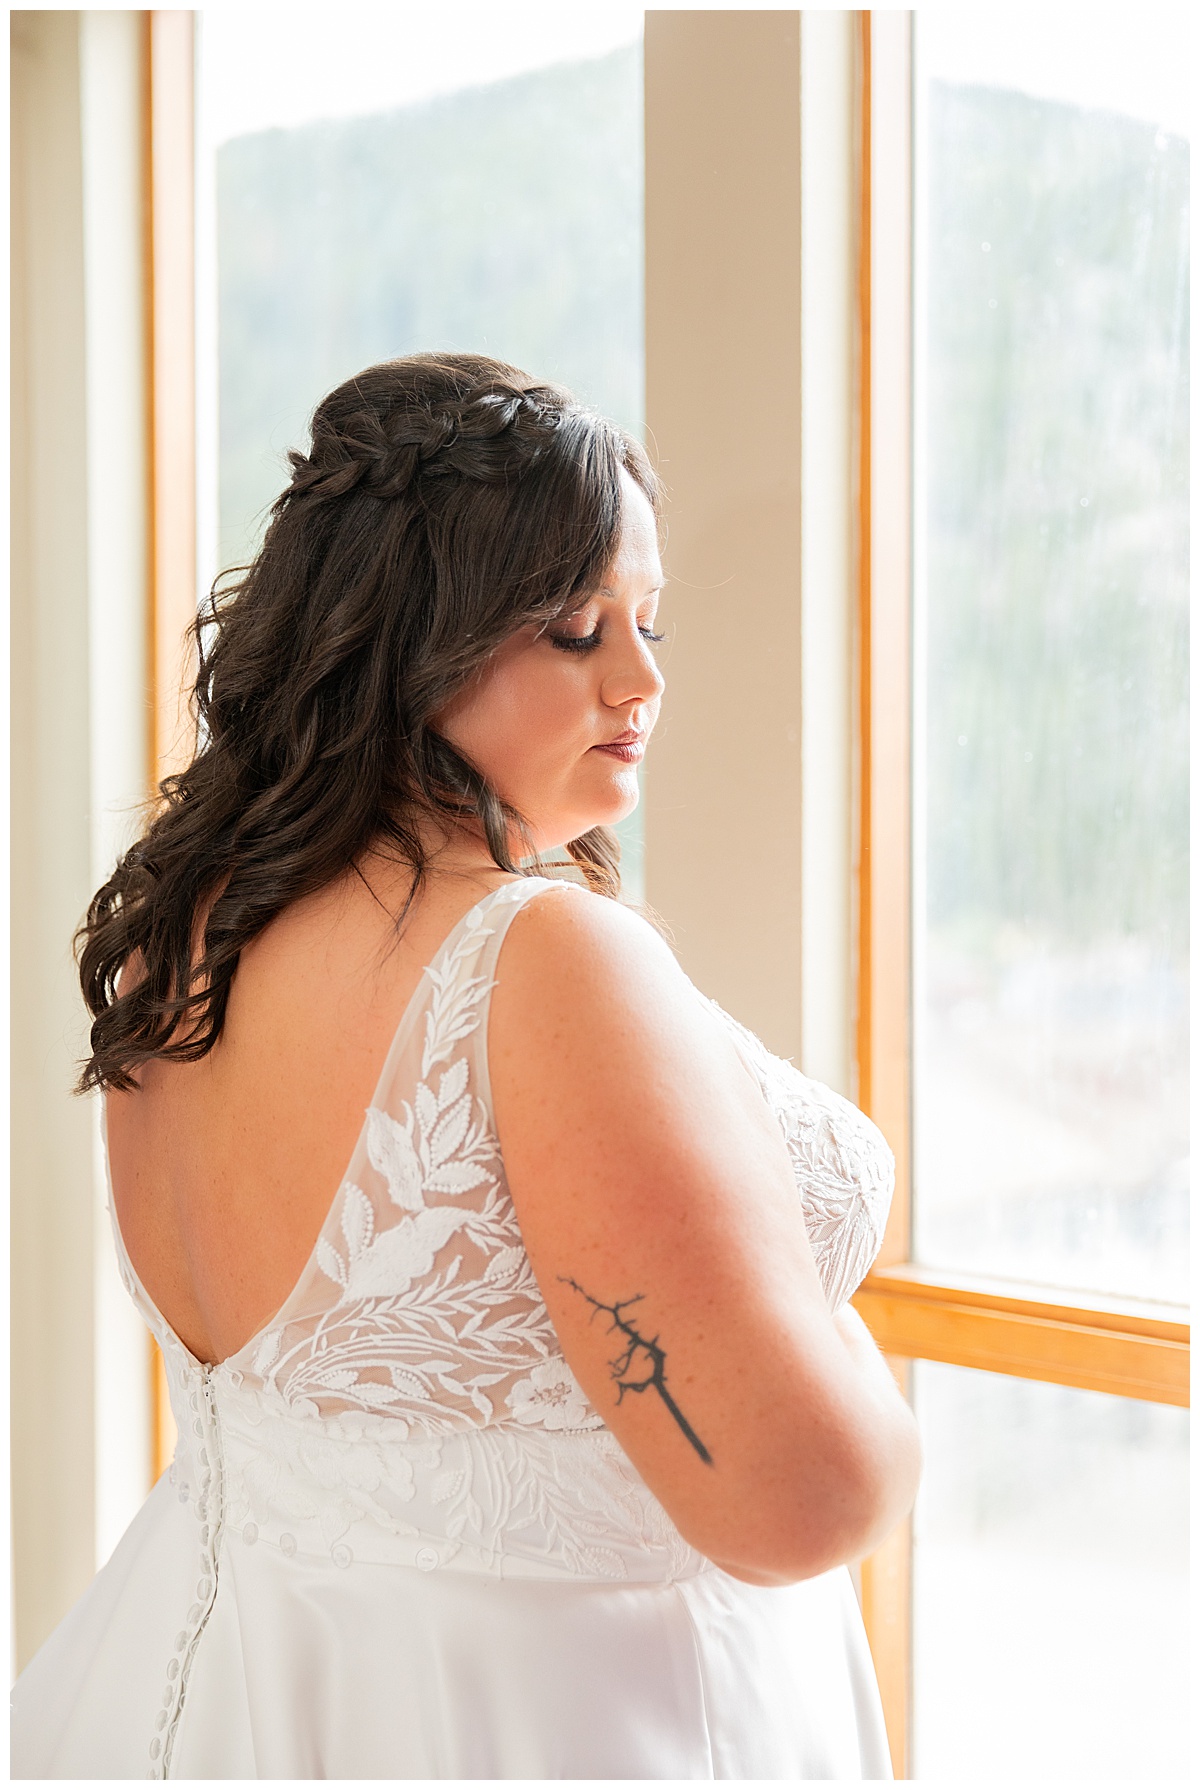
top-left (153, 1361), bottom-right (227, 1780)
top-left (416, 1546), bottom-right (439, 1572)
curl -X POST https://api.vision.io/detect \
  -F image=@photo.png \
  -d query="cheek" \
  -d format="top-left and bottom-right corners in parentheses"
top-left (440, 655), bottom-right (587, 784)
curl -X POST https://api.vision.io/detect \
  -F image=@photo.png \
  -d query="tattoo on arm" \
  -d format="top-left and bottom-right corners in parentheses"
top-left (558, 1277), bottom-right (714, 1466)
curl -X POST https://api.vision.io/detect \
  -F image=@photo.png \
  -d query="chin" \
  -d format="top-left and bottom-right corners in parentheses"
top-left (521, 768), bottom-right (641, 854)
top-left (587, 777), bottom-right (641, 832)
top-left (533, 800), bottom-right (636, 856)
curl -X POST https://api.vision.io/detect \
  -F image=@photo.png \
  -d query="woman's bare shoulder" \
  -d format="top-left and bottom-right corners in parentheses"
top-left (496, 881), bottom-right (698, 1033)
top-left (489, 879), bottom-right (765, 1173)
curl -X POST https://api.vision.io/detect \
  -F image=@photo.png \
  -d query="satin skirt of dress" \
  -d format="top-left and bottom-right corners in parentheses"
top-left (11, 1473), bottom-right (892, 1780)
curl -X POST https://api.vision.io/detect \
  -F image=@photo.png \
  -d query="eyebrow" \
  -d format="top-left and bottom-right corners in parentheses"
top-left (596, 582), bottom-right (666, 599)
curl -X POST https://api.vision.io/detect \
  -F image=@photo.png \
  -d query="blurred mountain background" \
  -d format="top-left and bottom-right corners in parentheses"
top-left (217, 43), bottom-right (643, 572)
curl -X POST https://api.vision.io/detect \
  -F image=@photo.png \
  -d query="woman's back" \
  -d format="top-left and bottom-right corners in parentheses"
top-left (106, 855), bottom-right (515, 1366)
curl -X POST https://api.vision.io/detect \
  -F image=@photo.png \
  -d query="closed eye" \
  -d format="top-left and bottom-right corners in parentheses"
top-left (549, 627), bottom-right (665, 654)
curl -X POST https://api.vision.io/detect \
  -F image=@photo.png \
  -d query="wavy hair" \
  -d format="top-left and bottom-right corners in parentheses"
top-left (77, 352), bottom-right (661, 1093)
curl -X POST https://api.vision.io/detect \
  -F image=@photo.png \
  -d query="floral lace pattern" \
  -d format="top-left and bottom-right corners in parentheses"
top-left (175, 1376), bottom-right (706, 1584)
top-left (709, 1001), bottom-right (895, 1315)
top-left (112, 877), bottom-right (894, 1592)
top-left (236, 882), bottom-right (596, 1433)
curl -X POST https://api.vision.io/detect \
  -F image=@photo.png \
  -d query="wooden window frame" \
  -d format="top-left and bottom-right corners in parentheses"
top-left (849, 12), bottom-right (1190, 1776)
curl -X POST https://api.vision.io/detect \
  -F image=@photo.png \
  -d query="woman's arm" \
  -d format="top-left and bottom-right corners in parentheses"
top-left (489, 886), bottom-right (921, 1584)
top-left (706, 1306), bottom-right (920, 1583)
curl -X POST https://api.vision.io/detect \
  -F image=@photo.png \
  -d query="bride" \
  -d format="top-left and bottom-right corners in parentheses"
top-left (12, 351), bottom-right (920, 1779)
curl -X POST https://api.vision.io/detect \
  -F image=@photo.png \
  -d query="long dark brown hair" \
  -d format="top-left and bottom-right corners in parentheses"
top-left (77, 351), bottom-right (661, 1093)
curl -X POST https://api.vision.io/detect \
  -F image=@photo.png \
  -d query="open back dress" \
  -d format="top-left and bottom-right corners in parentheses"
top-left (12, 876), bottom-right (895, 1779)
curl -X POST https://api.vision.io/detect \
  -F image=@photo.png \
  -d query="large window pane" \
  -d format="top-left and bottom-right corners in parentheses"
top-left (912, 1361), bottom-right (1189, 1779)
top-left (913, 11), bottom-right (1189, 1302)
top-left (197, 5), bottom-right (647, 895)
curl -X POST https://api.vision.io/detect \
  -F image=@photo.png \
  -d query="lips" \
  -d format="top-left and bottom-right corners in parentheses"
top-left (591, 732), bottom-right (646, 763)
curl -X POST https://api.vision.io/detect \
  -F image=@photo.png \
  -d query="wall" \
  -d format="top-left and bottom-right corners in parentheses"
top-left (643, 8), bottom-right (857, 1090)
top-left (10, 6), bottom-right (98, 1669)
top-left (10, 7), bottom-right (153, 1672)
top-left (643, 8), bottom-right (805, 1063)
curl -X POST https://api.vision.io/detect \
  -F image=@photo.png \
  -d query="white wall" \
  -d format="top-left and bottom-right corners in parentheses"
top-left (11, 8), bottom-right (153, 1671)
top-left (10, 6), bottom-right (99, 1671)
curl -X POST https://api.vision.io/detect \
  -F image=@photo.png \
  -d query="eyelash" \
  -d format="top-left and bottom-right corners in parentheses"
top-left (549, 626), bottom-right (665, 654)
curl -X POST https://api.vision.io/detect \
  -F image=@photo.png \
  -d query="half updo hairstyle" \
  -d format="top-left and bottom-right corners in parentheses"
top-left (77, 351), bottom-right (661, 1093)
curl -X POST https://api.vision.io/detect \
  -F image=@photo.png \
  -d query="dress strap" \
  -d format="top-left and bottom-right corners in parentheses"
top-left (412, 875), bottom-right (570, 1110)
top-left (465, 873), bottom-right (572, 982)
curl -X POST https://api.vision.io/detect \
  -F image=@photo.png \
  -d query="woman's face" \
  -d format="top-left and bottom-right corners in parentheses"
top-left (433, 470), bottom-right (666, 854)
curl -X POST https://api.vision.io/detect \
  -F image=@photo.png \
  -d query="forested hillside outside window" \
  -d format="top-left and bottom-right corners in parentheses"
top-left (197, 6), bottom-right (646, 893)
top-left (909, 11), bottom-right (1188, 1777)
top-left (914, 47), bottom-right (1188, 1309)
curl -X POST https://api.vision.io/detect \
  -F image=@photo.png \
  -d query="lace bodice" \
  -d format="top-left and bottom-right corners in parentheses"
top-left (109, 875), bottom-right (893, 1583)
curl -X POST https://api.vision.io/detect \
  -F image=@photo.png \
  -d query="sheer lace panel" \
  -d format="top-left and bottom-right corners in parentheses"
top-left (223, 879), bottom-right (583, 1430)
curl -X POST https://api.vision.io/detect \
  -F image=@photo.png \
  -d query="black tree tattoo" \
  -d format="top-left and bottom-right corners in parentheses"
top-left (558, 1277), bottom-right (713, 1465)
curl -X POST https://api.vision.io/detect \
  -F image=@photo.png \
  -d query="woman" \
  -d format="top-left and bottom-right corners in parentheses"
top-left (12, 352), bottom-right (920, 1778)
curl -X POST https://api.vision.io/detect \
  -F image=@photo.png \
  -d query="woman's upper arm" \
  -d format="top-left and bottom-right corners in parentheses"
top-left (488, 884), bottom-right (895, 1580)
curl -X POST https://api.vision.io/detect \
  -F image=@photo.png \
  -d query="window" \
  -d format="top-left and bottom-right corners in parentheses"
top-left (913, 10), bottom-right (1189, 1308)
top-left (912, 1364), bottom-right (1188, 1778)
top-left (854, 11), bottom-right (1189, 1776)
top-left (196, 4), bottom-right (647, 890)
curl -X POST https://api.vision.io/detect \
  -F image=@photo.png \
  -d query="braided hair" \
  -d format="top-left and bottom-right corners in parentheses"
top-left (76, 352), bottom-right (661, 1092)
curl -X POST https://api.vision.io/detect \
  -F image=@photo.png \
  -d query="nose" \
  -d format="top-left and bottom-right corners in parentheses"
top-left (600, 626), bottom-right (666, 712)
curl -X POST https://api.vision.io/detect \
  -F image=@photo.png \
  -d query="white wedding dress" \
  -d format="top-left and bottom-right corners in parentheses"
top-left (12, 877), bottom-right (895, 1780)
